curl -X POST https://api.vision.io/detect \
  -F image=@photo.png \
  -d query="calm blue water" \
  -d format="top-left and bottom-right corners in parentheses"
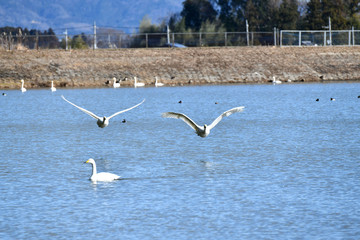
top-left (1, 83), bottom-right (360, 239)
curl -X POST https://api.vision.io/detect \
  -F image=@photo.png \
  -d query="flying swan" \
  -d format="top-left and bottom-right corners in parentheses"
top-left (61, 95), bottom-right (145, 128)
top-left (85, 158), bottom-right (121, 182)
top-left (162, 106), bottom-right (245, 137)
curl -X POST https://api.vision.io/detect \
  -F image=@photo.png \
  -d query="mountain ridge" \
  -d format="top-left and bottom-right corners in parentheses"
top-left (0, 0), bottom-right (182, 34)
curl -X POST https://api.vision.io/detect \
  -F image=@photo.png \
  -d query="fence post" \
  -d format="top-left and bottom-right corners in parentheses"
top-left (324, 32), bottom-right (326, 46)
top-left (352, 26), bottom-right (355, 46)
top-left (172, 33), bottom-right (175, 47)
top-left (146, 34), bottom-right (148, 48)
top-left (36, 31), bottom-right (39, 50)
top-left (298, 31), bottom-right (301, 46)
top-left (280, 30), bottom-right (282, 47)
top-left (225, 32), bottom-right (227, 47)
top-left (199, 32), bottom-right (202, 47)
top-left (274, 27), bottom-right (276, 46)
top-left (118, 34), bottom-right (122, 48)
top-left (8, 34), bottom-right (11, 50)
top-left (349, 30), bottom-right (351, 46)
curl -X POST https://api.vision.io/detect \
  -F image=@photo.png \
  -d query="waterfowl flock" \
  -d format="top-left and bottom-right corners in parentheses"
top-left (7, 79), bottom-right (359, 182)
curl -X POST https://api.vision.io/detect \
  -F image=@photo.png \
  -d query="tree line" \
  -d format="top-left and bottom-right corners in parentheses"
top-left (1, 0), bottom-right (360, 49)
top-left (140, 0), bottom-right (360, 34)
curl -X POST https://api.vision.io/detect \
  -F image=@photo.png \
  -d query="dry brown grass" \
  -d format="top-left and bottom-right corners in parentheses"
top-left (1, 46), bottom-right (360, 89)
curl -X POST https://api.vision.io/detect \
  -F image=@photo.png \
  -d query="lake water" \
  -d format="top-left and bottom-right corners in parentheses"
top-left (1, 83), bottom-right (359, 239)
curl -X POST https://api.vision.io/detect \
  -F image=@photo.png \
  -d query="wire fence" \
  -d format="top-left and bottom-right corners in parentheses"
top-left (280, 29), bottom-right (360, 46)
top-left (1, 29), bottom-right (359, 50)
top-left (0, 31), bottom-right (276, 50)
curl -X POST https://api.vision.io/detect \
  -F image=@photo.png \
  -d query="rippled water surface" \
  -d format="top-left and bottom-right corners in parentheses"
top-left (1, 83), bottom-right (360, 239)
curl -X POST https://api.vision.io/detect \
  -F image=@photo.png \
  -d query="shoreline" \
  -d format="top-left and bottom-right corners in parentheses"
top-left (2, 80), bottom-right (359, 92)
top-left (1, 46), bottom-right (360, 89)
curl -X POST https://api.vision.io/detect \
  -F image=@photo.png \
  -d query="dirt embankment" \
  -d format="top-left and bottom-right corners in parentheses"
top-left (1, 46), bottom-right (360, 89)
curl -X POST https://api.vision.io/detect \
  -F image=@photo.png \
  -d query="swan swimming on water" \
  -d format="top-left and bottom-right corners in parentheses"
top-left (20, 79), bottom-right (26, 92)
top-left (85, 158), bottom-right (121, 182)
top-left (61, 95), bottom-right (145, 128)
top-left (272, 76), bottom-right (282, 85)
top-left (50, 81), bottom-right (56, 92)
top-left (162, 106), bottom-right (245, 137)
top-left (155, 77), bottom-right (164, 87)
top-left (113, 77), bottom-right (120, 88)
top-left (134, 77), bottom-right (145, 88)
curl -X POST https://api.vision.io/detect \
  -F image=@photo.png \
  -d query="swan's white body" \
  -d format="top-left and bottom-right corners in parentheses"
top-left (162, 106), bottom-right (245, 137)
top-left (134, 77), bottom-right (145, 88)
top-left (113, 77), bottom-right (120, 88)
top-left (20, 79), bottom-right (27, 92)
top-left (61, 95), bottom-right (145, 128)
top-left (50, 81), bottom-right (56, 92)
top-left (155, 77), bottom-right (164, 87)
top-left (85, 158), bottom-right (120, 182)
top-left (272, 76), bottom-right (282, 85)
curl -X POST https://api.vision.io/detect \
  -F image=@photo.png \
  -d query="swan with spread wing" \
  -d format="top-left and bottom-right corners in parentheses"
top-left (61, 95), bottom-right (145, 128)
top-left (162, 106), bottom-right (245, 137)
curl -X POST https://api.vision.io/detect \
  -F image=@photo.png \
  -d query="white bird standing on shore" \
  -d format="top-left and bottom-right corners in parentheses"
top-left (85, 158), bottom-right (121, 182)
top-left (162, 106), bottom-right (245, 137)
top-left (113, 77), bottom-right (120, 88)
top-left (61, 95), bottom-right (145, 128)
top-left (134, 77), bottom-right (145, 88)
top-left (20, 79), bottom-right (26, 92)
top-left (50, 81), bottom-right (56, 92)
top-left (155, 77), bottom-right (164, 87)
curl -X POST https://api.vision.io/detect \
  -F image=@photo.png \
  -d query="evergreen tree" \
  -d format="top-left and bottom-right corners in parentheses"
top-left (277, 0), bottom-right (299, 30)
top-left (245, 0), bottom-right (273, 31)
top-left (181, 0), bottom-right (217, 31)
top-left (345, 0), bottom-right (360, 28)
top-left (304, 0), bottom-right (324, 29)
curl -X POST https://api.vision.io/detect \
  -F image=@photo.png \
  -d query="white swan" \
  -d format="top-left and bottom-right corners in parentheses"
top-left (134, 77), bottom-right (145, 88)
top-left (85, 158), bottom-right (121, 182)
top-left (61, 95), bottom-right (145, 128)
top-left (162, 106), bottom-right (245, 137)
top-left (155, 77), bottom-right (164, 87)
top-left (20, 79), bottom-right (26, 92)
top-left (113, 77), bottom-right (120, 88)
top-left (50, 81), bottom-right (56, 92)
top-left (272, 76), bottom-right (282, 85)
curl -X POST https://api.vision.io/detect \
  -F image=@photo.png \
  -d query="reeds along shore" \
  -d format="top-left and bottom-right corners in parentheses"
top-left (1, 46), bottom-right (360, 89)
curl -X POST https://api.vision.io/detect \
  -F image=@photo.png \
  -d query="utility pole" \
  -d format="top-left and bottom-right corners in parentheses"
top-left (329, 17), bottom-right (332, 46)
top-left (246, 19), bottom-right (249, 46)
top-left (65, 29), bottom-right (68, 50)
top-left (93, 21), bottom-right (97, 50)
top-left (167, 25), bottom-right (170, 45)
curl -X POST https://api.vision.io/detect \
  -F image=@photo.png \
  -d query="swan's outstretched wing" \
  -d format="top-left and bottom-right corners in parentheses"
top-left (162, 112), bottom-right (202, 131)
top-left (108, 99), bottom-right (145, 120)
top-left (208, 106), bottom-right (245, 130)
top-left (61, 95), bottom-right (101, 120)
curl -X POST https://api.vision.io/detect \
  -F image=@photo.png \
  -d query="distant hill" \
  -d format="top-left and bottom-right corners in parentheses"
top-left (0, 0), bottom-right (182, 34)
